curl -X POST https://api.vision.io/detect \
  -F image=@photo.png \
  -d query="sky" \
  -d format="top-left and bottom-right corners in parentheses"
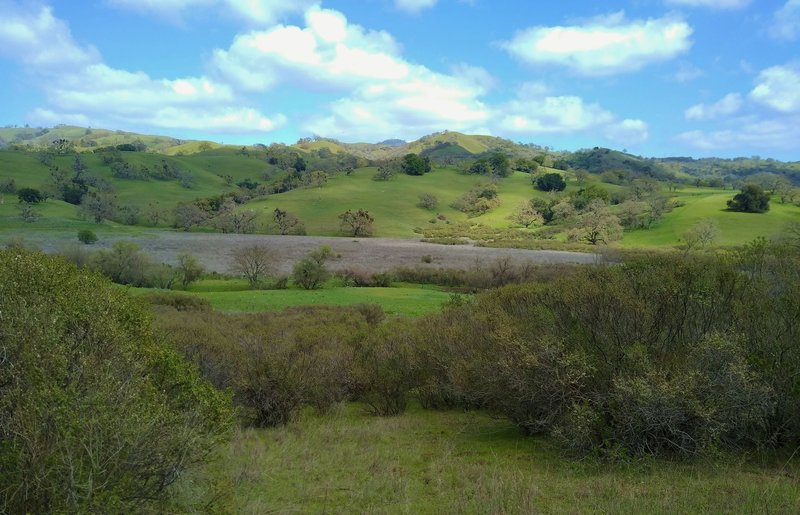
top-left (0, 0), bottom-right (798, 159)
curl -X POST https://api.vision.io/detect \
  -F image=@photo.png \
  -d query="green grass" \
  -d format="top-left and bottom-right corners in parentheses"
top-left (132, 280), bottom-right (452, 317)
top-left (246, 167), bottom-right (583, 238)
top-left (621, 188), bottom-right (800, 247)
top-left (173, 404), bottom-right (800, 513)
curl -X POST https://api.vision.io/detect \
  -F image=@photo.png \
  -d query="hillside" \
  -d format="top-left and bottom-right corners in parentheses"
top-left (1, 126), bottom-right (799, 250)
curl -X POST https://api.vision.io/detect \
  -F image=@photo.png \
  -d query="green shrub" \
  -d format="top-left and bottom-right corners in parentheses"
top-left (77, 228), bottom-right (98, 244)
top-left (0, 250), bottom-right (232, 513)
top-left (354, 319), bottom-right (421, 416)
top-left (140, 292), bottom-right (212, 311)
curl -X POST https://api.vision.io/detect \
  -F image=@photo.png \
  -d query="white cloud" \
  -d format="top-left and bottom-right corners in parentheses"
top-left (395, 0), bottom-right (438, 13)
top-left (0, 5), bottom-right (97, 70)
top-left (685, 93), bottom-right (742, 120)
top-left (107, 0), bottom-right (314, 25)
top-left (0, 3), bottom-right (283, 134)
top-left (502, 12), bottom-right (692, 76)
top-left (676, 116), bottom-right (800, 150)
top-left (605, 119), bottom-right (649, 145)
top-left (211, 5), bottom-right (491, 140)
top-left (212, 6), bottom-right (407, 92)
top-left (664, 0), bottom-right (751, 9)
top-left (772, 0), bottom-right (800, 41)
top-left (750, 63), bottom-right (800, 113)
top-left (495, 84), bottom-right (649, 146)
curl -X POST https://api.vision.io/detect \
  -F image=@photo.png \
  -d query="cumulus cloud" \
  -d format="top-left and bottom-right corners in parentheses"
top-left (211, 5), bottom-right (491, 140)
top-left (685, 93), bottom-right (742, 120)
top-left (212, 6), bottom-right (408, 92)
top-left (750, 63), bottom-right (800, 113)
top-left (107, 0), bottom-right (314, 25)
top-left (664, 0), bottom-right (751, 8)
top-left (0, 3), bottom-right (283, 133)
top-left (501, 12), bottom-right (693, 76)
top-left (772, 0), bottom-right (800, 41)
top-left (394, 0), bottom-right (438, 13)
top-left (495, 83), bottom-right (649, 146)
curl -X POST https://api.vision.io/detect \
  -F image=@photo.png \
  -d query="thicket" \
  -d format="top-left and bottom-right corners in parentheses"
top-left (155, 241), bottom-right (800, 460)
top-left (0, 250), bottom-right (231, 513)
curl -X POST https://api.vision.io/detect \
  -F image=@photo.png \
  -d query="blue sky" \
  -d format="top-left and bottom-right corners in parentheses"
top-left (0, 0), bottom-right (798, 159)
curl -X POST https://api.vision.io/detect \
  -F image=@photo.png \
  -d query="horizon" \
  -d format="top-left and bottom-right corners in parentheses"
top-left (1, 0), bottom-right (799, 160)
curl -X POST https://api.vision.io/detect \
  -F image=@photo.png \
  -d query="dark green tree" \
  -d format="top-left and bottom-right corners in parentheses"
top-left (727, 184), bottom-right (770, 213)
top-left (536, 173), bottom-right (567, 192)
top-left (401, 153), bottom-right (431, 176)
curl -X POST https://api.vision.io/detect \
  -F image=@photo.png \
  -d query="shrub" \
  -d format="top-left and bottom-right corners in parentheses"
top-left (354, 319), bottom-right (421, 416)
top-left (77, 229), bottom-right (98, 244)
top-left (0, 250), bottom-right (232, 513)
top-left (418, 193), bottom-right (439, 210)
top-left (536, 173), bottom-right (567, 192)
top-left (293, 246), bottom-right (332, 290)
top-left (728, 184), bottom-right (770, 213)
top-left (140, 292), bottom-right (212, 311)
top-left (17, 187), bottom-right (45, 203)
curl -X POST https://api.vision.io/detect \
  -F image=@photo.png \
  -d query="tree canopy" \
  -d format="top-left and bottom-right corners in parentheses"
top-left (727, 184), bottom-right (770, 213)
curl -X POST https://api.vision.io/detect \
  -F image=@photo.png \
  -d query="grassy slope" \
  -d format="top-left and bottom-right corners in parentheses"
top-left (175, 405), bottom-right (800, 513)
top-left (246, 167), bottom-right (580, 237)
top-left (622, 187), bottom-right (800, 247)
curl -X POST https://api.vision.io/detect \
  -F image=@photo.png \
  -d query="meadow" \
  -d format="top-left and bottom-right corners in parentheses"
top-left (175, 404), bottom-right (800, 513)
top-left (131, 278), bottom-right (453, 317)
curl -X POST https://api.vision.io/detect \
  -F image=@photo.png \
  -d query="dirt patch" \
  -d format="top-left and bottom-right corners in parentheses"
top-left (88, 233), bottom-right (599, 274)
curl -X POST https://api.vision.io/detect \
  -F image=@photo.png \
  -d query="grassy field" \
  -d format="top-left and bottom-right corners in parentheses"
top-left (173, 404), bottom-right (800, 513)
top-left (133, 280), bottom-right (453, 317)
top-left (245, 166), bottom-right (586, 238)
top-left (622, 188), bottom-right (800, 247)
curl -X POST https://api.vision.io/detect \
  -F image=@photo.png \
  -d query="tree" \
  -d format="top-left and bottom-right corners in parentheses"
top-left (514, 158), bottom-right (539, 174)
top-left (536, 173), bottom-right (567, 192)
top-left (80, 192), bottom-right (116, 223)
top-left (77, 229), bottom-right (98, 245)
top-left (401, 153), bottom-right (431, 176)
top-left (18, 203), bottom-right (40, 222)
top-left (568, 200), bottom-right (623, 245)
top-left (727, 184), bottom-right (770, 213)
top-left (177, 252), bottom-right (204, 289)
top-left (510, 202), bottom-right (544, 228)
top-left (17, 188), bottom-right (45, 204)
top-left (292, 246), bottom-right (332, 290)
top-left (272, 208), bottom-right (306, 235)
top-left (0, 250), bottom-right (231, 513)
top-left (231, 245), bottom-right (274, 289)
top-left (339, 209), bottom-right (375, 237)
top-left (488, 152), bottom-right (512, 177)
top-left (308, 170), bottom-right (328, 188)
top-left (575, 170), bottom-right (590, 186)
top-left (682, 219), bottom-right (719, 254)
top-left (173, 202), bottom-right (207, 231)
top-left (373, 160), bottom-right (398, 181)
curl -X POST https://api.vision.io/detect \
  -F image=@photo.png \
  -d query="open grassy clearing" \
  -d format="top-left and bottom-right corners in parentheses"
top-left (132, 279), bottom-right (453, 316)
top-left (174, 404), bottom-right (800, 513)
top-left (621, 188), bottom-right (800, 247)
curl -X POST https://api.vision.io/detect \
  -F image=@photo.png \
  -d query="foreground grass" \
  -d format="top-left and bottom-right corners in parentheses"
top-left (173, 405), bottom-right (800, 513)
top-left (133, 280), bottom-right (453, 317)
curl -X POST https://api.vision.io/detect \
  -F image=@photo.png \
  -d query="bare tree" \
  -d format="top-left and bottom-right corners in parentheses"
top-left (231, 245), bottom-right (274, 289)
top-left (339, 209), bottom-right (374, 237)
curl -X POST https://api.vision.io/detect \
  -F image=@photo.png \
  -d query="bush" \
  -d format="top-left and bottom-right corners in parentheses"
top-left (17, 187), bottom-right (45, 203)
top-left (536, 173), bottom-right (567, 192)
top-left (0, 250), bottom-right (232, 513)
top-left (293, 246), bottom-right (332, 290)
top-left (417, 193), bottom-right (439, 210)
top-left (140, 292), bottom-right (212, 311)
top-left (77, 229), bottom-right (98, 244)
top-left (728, 184), bottom-right (770, 213)
top-left (354, 319), bottom-right (421, 416)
